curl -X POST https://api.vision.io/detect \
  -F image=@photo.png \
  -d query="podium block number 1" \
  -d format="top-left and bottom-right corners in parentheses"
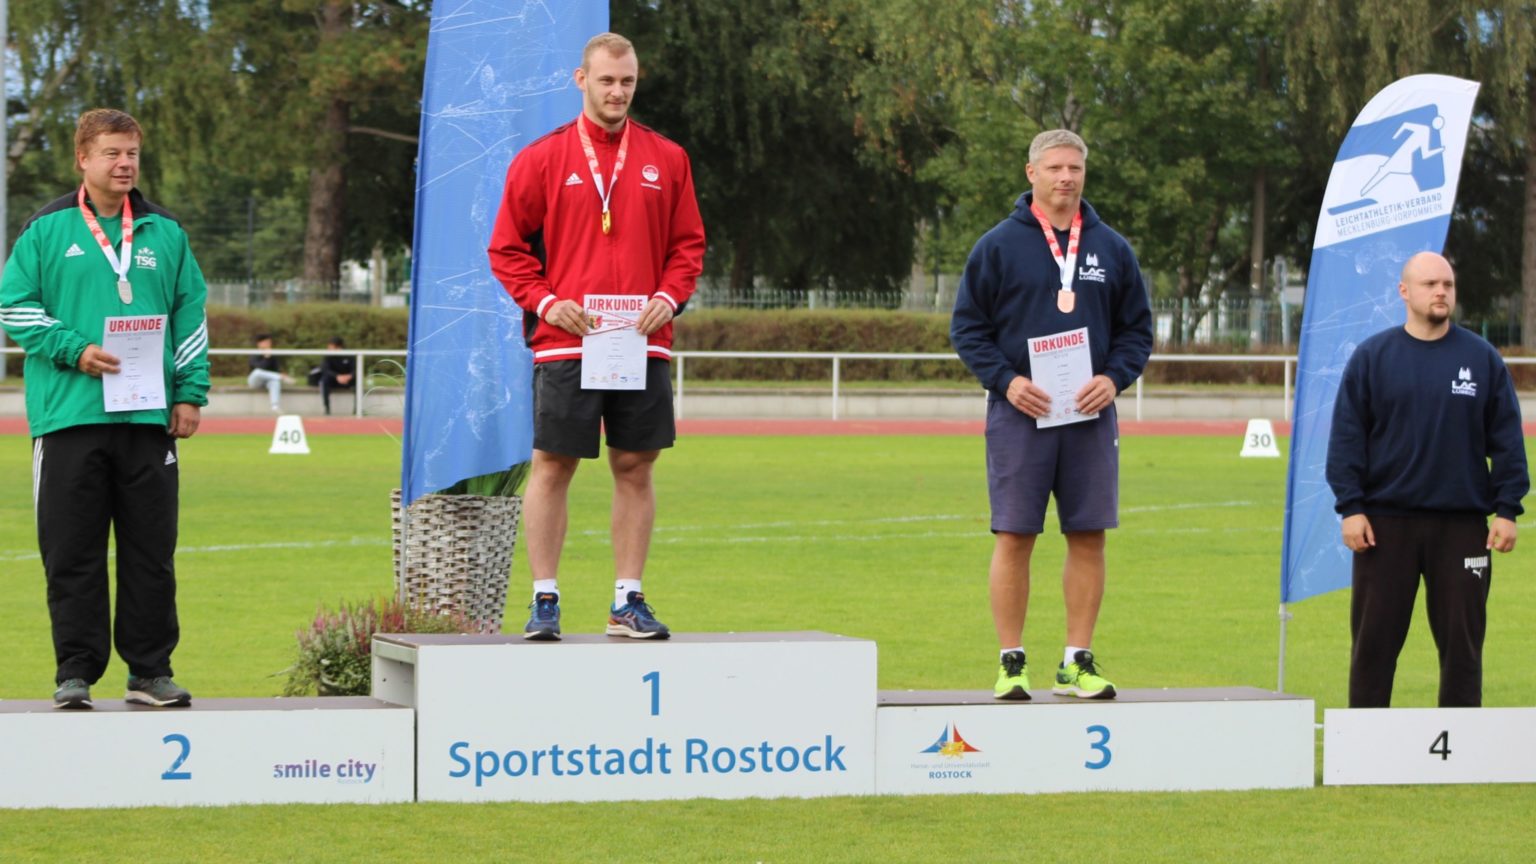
top-left (643, 671), bottom-right (660, 717)
top-left (161, 733), bottom-right (193, 781)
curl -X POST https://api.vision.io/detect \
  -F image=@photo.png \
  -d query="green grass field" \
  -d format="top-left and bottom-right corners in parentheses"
top-left (1, 432), bottom-right (1533, 862)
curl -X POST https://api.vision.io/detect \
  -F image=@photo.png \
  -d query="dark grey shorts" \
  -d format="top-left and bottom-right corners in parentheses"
top-left (985, 399), bottom-right (1119, 535)
top-left (533, 358), bottom-right (675, 458)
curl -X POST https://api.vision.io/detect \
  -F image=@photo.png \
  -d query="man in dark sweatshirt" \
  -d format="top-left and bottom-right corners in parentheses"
top-left (951, 129), bottom-right (1153, 701)
top-left (1327, 251), bottom-right (1527, 708)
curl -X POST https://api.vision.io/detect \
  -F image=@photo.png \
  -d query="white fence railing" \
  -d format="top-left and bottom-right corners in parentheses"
top-left (6, 346), bottom-right (1535, 422)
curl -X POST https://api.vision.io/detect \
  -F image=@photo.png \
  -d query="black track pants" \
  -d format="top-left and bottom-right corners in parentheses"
top-left (1349, 513), bottom-right (1491, 708)
top-left (34, 424), bottom-right (180, 684)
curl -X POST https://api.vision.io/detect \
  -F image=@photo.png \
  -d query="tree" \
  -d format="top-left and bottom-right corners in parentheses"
top-left (1282, 0), bottom-right (1536, 335)
top-left (849, 0), bottom-right (1291, 342)
top-left (615, 0), bottom-right (936, 294)
top-left (204, 0), bottom-right (428, 284)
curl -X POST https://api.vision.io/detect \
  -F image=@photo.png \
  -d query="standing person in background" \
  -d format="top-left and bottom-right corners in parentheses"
top-left (488, 32), bottom-right (705, 642)
top-left (0, 108), bottom-right (209, 709)
top-left (247, 332), bottom-right (290, 413)
top-left (951, 129), bottom-right (1152, 701)
top-left (1328, 251), bottom-right (1527, 708)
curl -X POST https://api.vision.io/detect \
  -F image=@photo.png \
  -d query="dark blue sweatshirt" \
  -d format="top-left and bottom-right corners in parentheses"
top-left (950, 192), bottom-right (1153, 399)
top-left (1327, 324), bottom-right (1528, 519)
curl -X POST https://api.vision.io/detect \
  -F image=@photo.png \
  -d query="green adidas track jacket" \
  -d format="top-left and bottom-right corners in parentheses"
top-left (0, 188), bottom-right (209, 438)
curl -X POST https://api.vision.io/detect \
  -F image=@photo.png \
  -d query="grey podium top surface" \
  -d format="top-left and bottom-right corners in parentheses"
top-left (374, 631), bottom-right (867, 648)
top-left (0, 696), bottom-right (405, 714)
top-left (878, 687), bottom-right (1309, 706)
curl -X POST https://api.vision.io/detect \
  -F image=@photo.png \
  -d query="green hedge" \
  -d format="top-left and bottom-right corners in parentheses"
top-left (206, 303), bottom-right (410, 378)
top-left (9, 304), bottom-right (1533, 388)
top-left (673, 310), bottom-right (970, 382)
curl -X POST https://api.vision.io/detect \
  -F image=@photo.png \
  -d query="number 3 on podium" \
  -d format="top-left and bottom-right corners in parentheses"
top-left (1085, 724), bottom-right (1112, 770)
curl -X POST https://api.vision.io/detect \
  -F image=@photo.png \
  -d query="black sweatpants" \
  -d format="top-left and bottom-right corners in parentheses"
top-left (34, 424), bottom-right (181, 685)
top-left (1349, 513), bottom-right (1491, 708)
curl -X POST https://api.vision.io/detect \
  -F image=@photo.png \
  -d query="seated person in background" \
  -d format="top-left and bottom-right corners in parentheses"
top-left (247, 333), bottom-right (291, 412)
top-left (312, 336), bottom-right (356, 415)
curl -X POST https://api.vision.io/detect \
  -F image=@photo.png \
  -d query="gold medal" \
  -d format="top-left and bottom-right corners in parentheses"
top-left (118, 279), bottom-right (133, 304)
top-left (602, 210), bottom-right (612, 235)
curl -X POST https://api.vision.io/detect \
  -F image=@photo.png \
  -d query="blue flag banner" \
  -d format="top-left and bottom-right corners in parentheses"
top-left (402, 2), bottom-right (608, 505)
top-left (1280, 75), bottom-right (1480, 603)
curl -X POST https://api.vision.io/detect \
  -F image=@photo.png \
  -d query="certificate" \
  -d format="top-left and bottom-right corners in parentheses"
top-left (581, 295), bottom-right (647, 390)
top-left (101, 314), bottom-right (168, 412)
top-left (1027, 326), bottom-right (1094, 428)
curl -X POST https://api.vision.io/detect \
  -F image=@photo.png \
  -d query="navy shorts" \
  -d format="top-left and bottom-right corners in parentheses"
top-left (984, 399), bottom-right (1119, 535)
top-left (533, 358), bottom-right (676, 458)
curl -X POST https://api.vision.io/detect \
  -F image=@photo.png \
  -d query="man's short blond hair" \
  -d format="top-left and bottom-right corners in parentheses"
top-left (1028, 129), bottom-right (1088, 163)
top-left (582, 32), bottom-right (635, 69)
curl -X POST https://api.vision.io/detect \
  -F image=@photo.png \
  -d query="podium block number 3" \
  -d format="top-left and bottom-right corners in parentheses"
top-left (162, 733), bottom-right (193, 781)
top-left (1085, 725), bottom-right (1112, 770)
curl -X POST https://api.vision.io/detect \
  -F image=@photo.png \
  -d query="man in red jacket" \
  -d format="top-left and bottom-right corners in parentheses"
top-left (489, 32), bottom-right (705, 642)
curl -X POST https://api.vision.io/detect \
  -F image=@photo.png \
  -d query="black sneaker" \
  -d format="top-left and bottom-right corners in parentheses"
top-left (125, 676), bottom-right (192, 707)
top-left (54, 678), bottom-right (93, 710)
top-left (523, 592), bottom-right (562, 641)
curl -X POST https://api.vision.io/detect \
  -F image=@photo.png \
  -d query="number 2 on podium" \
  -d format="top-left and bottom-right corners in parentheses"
top-left (642, 670), bottom-right (660, 716)
top-left (162, 733), bottom-right (192, 781)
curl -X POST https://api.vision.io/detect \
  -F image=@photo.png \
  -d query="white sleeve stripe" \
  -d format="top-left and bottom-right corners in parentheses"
top-left (0, 310), bottom-right (59, 326)
top-left (174, 328), bottom-right (208, 370)
top-left (173, 320), bottom-right (208, 366)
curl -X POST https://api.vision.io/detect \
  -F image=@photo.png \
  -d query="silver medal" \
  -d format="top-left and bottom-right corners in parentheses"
top-left (117, 279), bottom-right (133, 304)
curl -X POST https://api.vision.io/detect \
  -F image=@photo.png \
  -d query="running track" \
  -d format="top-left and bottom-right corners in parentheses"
top-left (0, 417), bottom-right (1284, 437)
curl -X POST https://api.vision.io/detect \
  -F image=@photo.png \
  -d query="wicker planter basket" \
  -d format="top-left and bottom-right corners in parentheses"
top-left (390, 489), bottom-right (522, 632)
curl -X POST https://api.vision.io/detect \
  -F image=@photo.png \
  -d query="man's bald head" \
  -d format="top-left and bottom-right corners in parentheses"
top-left (1398, 250), bottom-right (1456, 336)
top-left (1401, 251), bottom-right (1453, 285)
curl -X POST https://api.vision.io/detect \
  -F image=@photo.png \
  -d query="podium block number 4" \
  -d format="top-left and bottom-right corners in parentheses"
top-left (162, 733), bottom-right (193, 781)
top-left (1084, 725), bottom-right (1112, 770)
top-left (1429, 730), bottom-right (1451, 761)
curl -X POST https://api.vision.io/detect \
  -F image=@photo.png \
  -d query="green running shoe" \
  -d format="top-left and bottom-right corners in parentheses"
top-left (993, 650), bottom-right (1030, 700)
top-left (1053, 649), bottom-right (1116, 699)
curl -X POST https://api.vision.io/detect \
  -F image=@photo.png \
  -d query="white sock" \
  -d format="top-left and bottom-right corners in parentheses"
top-left (1064, 646), bottom-right (1090, 667)
top-left (615, 579), bottom-right (643, 608)
top-left (1000, 647), bottom-right (1025, 662)
top-left (532, 579), bottom-right (558, 600)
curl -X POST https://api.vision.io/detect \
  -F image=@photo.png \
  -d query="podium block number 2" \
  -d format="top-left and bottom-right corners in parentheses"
top-left (643, 671), bottom-right (660, 717)
top-left (1084, 725), bottom-right (1112, 770)
top-left (161, 733), bottom-right (192, 781)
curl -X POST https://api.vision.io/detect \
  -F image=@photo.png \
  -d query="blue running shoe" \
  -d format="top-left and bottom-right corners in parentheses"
top-left (524, 592), bottom-right (562, 641)
top-left (607, 591), bottom-right (671, 639)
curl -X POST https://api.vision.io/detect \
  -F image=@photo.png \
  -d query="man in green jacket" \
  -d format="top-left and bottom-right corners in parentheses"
top-left (0, 108), bottom-right (209, 709)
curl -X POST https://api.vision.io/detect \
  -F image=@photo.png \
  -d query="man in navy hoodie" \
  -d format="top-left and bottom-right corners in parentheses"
top-left (1327, 251), bottom-right (1527, 708)
top-left (951, 129), bottom-right (1152, 701)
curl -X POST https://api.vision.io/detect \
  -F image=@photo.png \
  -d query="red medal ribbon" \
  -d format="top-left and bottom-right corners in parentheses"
top-left (576, 116), bottom-right (631, 234)
top-left (78, 185), bottom-right (134, 285)
top-left (1028, 202), bottom-right (1081, 293)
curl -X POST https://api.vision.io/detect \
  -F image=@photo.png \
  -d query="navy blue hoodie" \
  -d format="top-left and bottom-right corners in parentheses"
top-left (1327, 324), bottom-right (1528, 519)
top-left (951, 192), bottom-right (1153, 399)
